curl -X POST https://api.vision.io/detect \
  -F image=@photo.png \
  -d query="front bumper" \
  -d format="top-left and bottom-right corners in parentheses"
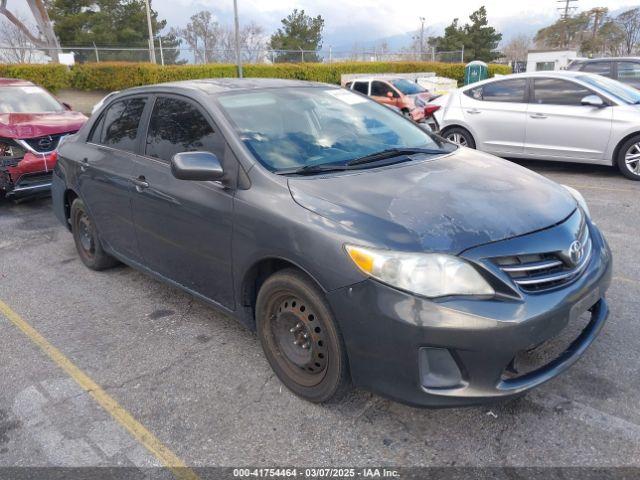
top-left (2, 151), bottom-right (57, 198)
top-left (327, 220), bottom-right (612, 408)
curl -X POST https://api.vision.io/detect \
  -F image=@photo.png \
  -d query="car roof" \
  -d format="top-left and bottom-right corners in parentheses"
top-left (118, 78), bottom-right (333, 97)
top-left (574, 57), bottom-right (640, 62)
top-left (0, 78), bottom-right (36, 87)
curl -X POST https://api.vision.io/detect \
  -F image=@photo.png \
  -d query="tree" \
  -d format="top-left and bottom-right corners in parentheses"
top-left (46, 0), bottom-right (181, 63)
top-left (502, 34), bottom-right (532, 63)
top-left (616, 7), bottom-right (640, 55)
top-left (463, 7), bottom-right (502, 62)
top-left (0, 17), bottom-right (40, 63)
top-left (269, 9), bottom-right (324, 63)
top-left (0, 0), bottom-right (60, 61)
top-left (171, 11), bottom-right (266, 64)
top-left (172, 10), bottom-right (221, 64)
top-left (431, 7), bottom-right (502, 62)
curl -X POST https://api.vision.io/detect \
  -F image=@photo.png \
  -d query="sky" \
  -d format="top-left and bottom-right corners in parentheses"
top-left (7, 0), bottom-right (640, 49)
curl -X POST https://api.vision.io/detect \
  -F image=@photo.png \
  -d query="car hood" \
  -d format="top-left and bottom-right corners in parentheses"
top-left (0, 111), bottom-right (87, 139)
top-left (288, 148), bottom-right (577, 254)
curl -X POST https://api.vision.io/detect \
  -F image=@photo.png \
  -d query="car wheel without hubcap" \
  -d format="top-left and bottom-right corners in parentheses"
top-left (77, 212), bottom-right (95, 259)
top-left (256, 269), bottom-right (350, 403)
top-left (266, 294), bottom-right (329, 384)
top-left (70, 198), bottom-right (119, 270)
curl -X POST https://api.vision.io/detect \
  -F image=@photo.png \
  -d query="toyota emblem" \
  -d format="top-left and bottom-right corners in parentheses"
top-left (568, 240), bottom-right (583, 266)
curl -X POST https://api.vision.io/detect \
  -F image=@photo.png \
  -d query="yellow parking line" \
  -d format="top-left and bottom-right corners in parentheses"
top-left (0, 299), bottom-right (199, 480)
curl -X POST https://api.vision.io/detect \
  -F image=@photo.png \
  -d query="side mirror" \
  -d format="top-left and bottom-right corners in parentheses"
top-left (62, 102), bottom-right (72, 111)
top-left (171, 151), bottom-right (224, 181)
top-left (581, 94), bottom-right (605, 108)
top-left (386, 91), bottom-right (394, 99)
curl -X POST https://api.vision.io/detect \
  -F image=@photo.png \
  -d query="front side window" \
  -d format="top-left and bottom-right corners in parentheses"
top-left (145, 97), bottom-right (219, 162)
top-left (390, 79), bottom-right (427, 95)
top-left (352, 81), bottom-right (369, 95)
top-left (578, 74), bottom-right (640, 104)
top-left (95, 97), bottom-right (148, 152)
top-left (371, 81), bottom-right (395, 97)
top-left (582, 61), bottom-right (612, 77)
top-left (0, 86), bottom-right (65, 113)
top-left (532, 78), bottom-right (592, 106)
top-left (218, 87), bottom-right (447, 172)
top-left (465, 79), bottom-right (526, 103)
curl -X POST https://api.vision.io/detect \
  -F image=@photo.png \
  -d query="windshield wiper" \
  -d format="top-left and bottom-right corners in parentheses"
top-left (278, 163), bottom-right (351, 176)
top-left (345, 147), bottom-right (449, 167)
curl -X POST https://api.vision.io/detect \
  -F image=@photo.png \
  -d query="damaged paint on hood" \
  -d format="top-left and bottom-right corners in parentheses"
top-left (0, 112), bottom-right (87, 139)
top-left (288, 148), bottom-right (577, 254)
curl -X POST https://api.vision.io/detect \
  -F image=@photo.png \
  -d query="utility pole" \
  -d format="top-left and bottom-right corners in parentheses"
top-left (144, 0), bottom-right (156, 64)
top-left (233, 0), bottom-right (243, 78)
top-left (557, 0), bottom-right (578, 48)
top-left (419, 16), bottom-right (425, 61)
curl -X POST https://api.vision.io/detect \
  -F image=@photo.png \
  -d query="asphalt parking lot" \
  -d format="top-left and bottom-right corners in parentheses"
top-left (0, 159), bottom-right (639, 474)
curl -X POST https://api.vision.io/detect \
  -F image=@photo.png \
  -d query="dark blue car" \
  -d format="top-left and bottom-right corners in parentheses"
top-left (52, 79), bottom-right (612, 407)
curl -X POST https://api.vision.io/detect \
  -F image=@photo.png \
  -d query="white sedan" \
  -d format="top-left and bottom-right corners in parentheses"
top-left (432, 71), bottom-right (640, 180)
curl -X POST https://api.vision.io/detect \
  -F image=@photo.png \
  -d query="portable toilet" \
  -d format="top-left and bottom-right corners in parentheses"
top-left (464, 61), bottom-right (488, 85)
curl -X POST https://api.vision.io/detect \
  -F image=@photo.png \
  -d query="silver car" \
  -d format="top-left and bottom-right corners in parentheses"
top-left (433, 71), bottom-right (640, 180)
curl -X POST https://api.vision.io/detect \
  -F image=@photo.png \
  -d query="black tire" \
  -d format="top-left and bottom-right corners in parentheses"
top-left (442, 126), bottom-right (476, 149)
top-left (615, 135), bottom-right (640, 181)
top-left (256, 268), bottom-right (351, 403)
top-left (70, 198), bottom-right (119, 270)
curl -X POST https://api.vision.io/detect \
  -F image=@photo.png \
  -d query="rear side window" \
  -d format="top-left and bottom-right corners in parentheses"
top-left (464, 79), bottom-right (526, 103)
top-left (352, 81), bottom-right (369, 95)
top-left (617, 62), bottom-right (640, 82)
top-left (371, 81), bottom-right (394, 97)
top-left (91, 97), bottom-right (147, 153)
top-left (581, 61), bottom-right (612, 77)
top-left (532, 78), bottom-right (592, 106)
top-left (145, 97), bottom-right (221, 163)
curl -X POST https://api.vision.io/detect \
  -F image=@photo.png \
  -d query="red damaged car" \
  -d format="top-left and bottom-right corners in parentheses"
top-left (0, 78), bottom-right (87, 199)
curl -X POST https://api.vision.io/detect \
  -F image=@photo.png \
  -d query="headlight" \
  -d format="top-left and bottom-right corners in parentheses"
top-left (345, 245), bottom-right (494, 298)
top-left (562, 185), bottom-right (590, 218)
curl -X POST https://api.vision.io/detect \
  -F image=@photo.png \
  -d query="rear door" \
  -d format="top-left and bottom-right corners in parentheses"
top-left (79, 95), bottom-right (149, 261)
top-left (459, 78), bottom-right (528, 155)
top-left (130, 95), bottom-right (235, 308)
top-left (525, 77), bottom-right (612, 161)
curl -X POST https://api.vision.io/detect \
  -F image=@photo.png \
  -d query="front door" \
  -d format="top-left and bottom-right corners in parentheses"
top-left (78, 95), bottom-right (149, 261)
top-left (525, 77), bottom-right (613, 161)
top-left (460, 78), bottom-right (528, 155)
top-left (130, 95), bottom-right (235, 308)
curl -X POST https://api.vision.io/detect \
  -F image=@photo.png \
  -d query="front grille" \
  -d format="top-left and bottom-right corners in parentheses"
top-left (493, 215), bottom-right (592, 293)
top-left (22, 132), bottom-right (74, 153)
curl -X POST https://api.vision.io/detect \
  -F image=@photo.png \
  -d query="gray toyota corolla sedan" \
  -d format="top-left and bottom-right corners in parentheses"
top-left (52, 79), bottom-right (612, 407)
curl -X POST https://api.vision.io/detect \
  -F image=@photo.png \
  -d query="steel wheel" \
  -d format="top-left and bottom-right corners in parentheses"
top-left (446, 132), bottom-right (468, 147)
top-left (624, 142), bottom-right (640, 176)
top-left (264, 293), bottom-right (329, 387)
top-left (77, 212), bottom-right (96, 259)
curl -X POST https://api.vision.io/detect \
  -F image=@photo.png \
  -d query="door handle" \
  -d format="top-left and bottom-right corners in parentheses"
top-left (530, 113), bottom-right (548, 119)
top-left (132, 176), bottom-right (149, 192)
top-left (466, 108), bottom-right (481, 114)
top-left (80, 157), bottom-right (88, 172)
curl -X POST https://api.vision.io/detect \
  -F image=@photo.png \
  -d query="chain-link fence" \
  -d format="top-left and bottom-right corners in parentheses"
top-left (0, 45), bottom-right (466, 65)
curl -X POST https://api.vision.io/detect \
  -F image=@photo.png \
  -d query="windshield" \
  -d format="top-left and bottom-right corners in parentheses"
top-left (0, 86), bottom-right (65, 113)
top-left (390, 79), bottom-right (426, 95)
top-left (218, 87), bottom-right (445, 172)
top-left (578, 74), bottom-right (640, 104)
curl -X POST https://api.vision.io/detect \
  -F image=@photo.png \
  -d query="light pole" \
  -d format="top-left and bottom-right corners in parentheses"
top-left (144, 0), bottom-right (156, 64)
top-left (233, 0), bottom-right (243, 78)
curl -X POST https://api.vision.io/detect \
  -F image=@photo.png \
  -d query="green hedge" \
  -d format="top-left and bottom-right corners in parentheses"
top-left (0, 61), bottom-right (512, 92)
top-left (0, 63), bottom-right (70, 91)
